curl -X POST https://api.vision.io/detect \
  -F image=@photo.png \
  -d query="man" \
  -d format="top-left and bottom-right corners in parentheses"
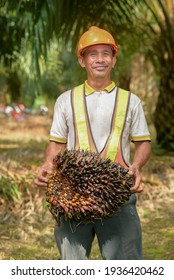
top-left (35, 26), bottom-right (151, 260)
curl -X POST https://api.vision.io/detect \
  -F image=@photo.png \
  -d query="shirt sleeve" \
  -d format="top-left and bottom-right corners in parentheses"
top-left (49, 95), bottom-right (68, 143)
top-left (130, 97), bottom-right (151, 142)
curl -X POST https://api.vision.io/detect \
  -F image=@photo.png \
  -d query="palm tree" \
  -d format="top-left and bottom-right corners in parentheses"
top-left (1, 0), bottom-right (174, 149)
top-left (143, 0), bottom-right (174, 149)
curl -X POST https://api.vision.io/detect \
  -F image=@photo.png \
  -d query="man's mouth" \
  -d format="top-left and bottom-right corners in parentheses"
top-left (94, 66), bottom-right (107, 71)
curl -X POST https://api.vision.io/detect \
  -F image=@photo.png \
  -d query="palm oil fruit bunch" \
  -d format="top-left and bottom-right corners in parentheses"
top-left (46, 149), bottom-right (133, 223)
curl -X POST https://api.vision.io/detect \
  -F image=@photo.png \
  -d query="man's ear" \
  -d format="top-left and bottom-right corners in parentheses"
top-left (112, 57), bottom-right (116, 68)
top-left (78, 57), bottom-right (86, 68)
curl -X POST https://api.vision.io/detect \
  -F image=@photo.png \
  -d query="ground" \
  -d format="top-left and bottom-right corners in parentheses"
top-left (0, 113), bottom-right (174, 260)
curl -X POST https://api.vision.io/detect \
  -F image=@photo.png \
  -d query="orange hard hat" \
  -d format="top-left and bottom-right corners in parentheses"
top-left (77, 26), bottom-right (118, 57)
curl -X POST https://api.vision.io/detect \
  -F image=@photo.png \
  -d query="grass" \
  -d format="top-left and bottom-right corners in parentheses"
top-left (1, 208), bottom-right (174, 260)
top-left (0, 114), bottom-right (174, 260)
top-left (142, 209), bottom-right (174, 260)
top-left (0, 218), bottom-right (59, 260)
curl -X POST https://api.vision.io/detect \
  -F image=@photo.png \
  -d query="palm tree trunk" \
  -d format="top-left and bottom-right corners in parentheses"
top-left (154, 58), bottom-right (174, 149)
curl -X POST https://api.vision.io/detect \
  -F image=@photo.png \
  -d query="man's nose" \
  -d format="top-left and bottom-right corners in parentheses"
top-left (96, 53), bottom-right (104, 62)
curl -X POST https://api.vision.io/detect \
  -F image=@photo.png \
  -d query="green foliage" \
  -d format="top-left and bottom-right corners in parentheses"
top-left (0, 173), bottom-right (33, 204)
top-left (0, 175), bottom-right (22, 203)
top-left (0, 0), bottom-right (144, 103)
top-left (0, 0), bottom-right (140, 73)
top-left (1, 0), bottom-right (174, 148)
top-left (0, 68), bottom-right (8, 91)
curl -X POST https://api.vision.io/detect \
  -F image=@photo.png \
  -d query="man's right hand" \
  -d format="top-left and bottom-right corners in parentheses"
top-left (35, 162), bottom-right (53, 188)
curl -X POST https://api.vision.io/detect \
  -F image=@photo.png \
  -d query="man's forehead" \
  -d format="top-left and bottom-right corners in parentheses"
top-left (82, 44), bottom-right (113, 54)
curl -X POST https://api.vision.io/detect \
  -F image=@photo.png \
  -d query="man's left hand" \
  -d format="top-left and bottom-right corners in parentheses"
top-left (128, 165), bottom-right (143, 193)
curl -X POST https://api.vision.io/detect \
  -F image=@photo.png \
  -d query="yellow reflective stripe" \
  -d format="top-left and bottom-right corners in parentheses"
top-left (72, 85), bottom-right (130, 167)
top-left (49, 136), bottom-right (67, 143)
top-left (131, 135), bottom-right (151, 142)
top-left (105, 88), bottom-right (130, 162)
top-left (72, 84), bottom-right (90, 150)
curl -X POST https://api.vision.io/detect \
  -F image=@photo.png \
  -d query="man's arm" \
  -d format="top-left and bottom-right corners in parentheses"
top-left (35, 141), bottom-right (66, 188)
top-left (129, 141), bottom-right (151, 193)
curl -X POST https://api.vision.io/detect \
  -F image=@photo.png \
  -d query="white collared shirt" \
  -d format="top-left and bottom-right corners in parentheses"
top-left (50, 83), bottom-right (150, 165)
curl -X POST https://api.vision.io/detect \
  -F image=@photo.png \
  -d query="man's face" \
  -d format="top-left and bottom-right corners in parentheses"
top-left (78, 44), bottom-right (116, 80)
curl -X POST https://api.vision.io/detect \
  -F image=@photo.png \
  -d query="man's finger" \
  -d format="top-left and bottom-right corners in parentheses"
top-left (34, 178), bottom-right (47, 187)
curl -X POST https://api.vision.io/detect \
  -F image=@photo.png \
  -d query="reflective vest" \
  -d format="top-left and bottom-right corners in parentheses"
top-left (71, 84), bottom-right (130, 168)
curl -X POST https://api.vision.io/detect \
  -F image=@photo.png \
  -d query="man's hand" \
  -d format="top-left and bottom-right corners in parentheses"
top-left (35, 142), bottom-right (66, 188)
top-left (35, 162), bottom-right (53, 188)
top-left (128, 164), bottom-right (143, 193)
top-left (129, 141), bottom-right (151, 193)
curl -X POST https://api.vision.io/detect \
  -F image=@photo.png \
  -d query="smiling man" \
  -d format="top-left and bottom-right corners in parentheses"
top-left (35, 26), bottom-right (151, 260)
top-left (79, 44), bottom-right (116, 82)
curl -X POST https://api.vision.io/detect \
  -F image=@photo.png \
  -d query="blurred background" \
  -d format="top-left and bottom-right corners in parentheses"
top-left (0, 0), bottom-right (174, 260)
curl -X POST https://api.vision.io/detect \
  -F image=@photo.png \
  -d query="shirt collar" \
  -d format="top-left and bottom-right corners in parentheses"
top-left (85, 80), bottom-right (116, 96)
